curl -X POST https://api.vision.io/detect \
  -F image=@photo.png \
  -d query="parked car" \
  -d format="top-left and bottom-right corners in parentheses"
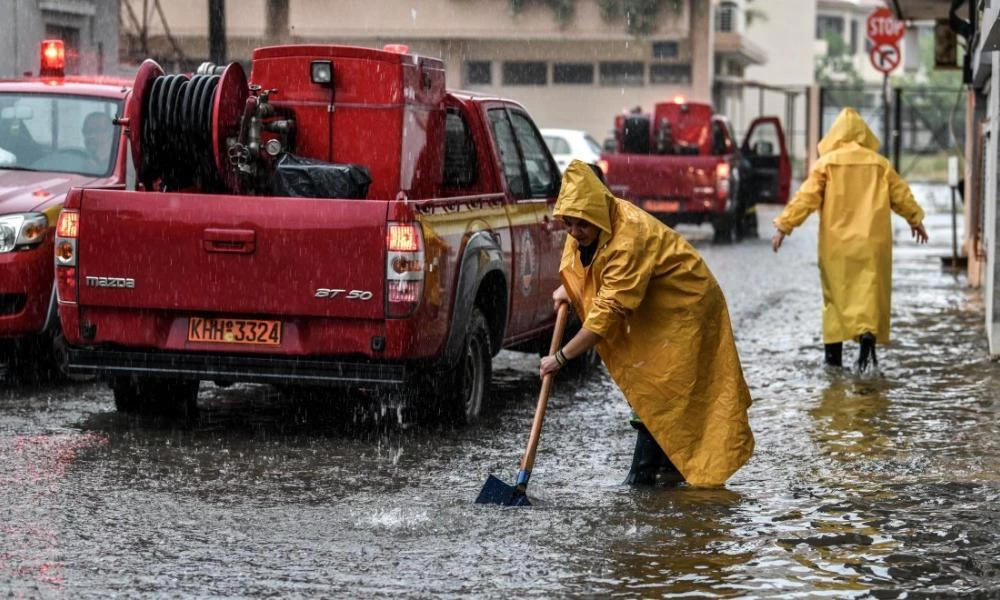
top-left (57, 44), bottom-right (580, 423)
top-left (0, 40), bottom-right (130, 379)
top-left (541, 128), bottom-right (602, 173)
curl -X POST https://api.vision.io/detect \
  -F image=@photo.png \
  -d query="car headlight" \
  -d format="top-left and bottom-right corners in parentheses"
top-left (0, 213), bottom-right (49, 253)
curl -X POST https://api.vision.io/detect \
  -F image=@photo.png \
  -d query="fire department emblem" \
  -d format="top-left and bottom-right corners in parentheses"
top-left (520, 229), bottom-right (536, 297)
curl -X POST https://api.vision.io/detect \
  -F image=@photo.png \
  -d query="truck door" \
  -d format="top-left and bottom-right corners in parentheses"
top-left (486, 107), bottom-right (556, 337)
top-left (506, 108), bottom-right (563, 328)
top-left (741, 117), bottom-right (791, 204)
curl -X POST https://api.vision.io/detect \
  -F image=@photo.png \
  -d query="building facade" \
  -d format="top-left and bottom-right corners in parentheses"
top-left (120, 0), bottom-right (772, 143)
top-left (0, 0), bottom-right (120, 78)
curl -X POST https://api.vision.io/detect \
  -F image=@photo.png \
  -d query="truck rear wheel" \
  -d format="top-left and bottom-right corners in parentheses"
top-left (409, 308), bottom-right (492, 425)
top-left (445, 308), bottom-right (492, 423)
top-left (111, 376), bottom-right (200, 417)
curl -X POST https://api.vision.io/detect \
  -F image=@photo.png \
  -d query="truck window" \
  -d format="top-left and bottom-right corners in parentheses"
top-left (744, 122), bottom-right (780, 156)
top-left (0, 93), bottom-right (120, 177)
top-left (443, 109), bottom-right (478, 188)
top-left (711, 121), bottom-right (734, 156)
top-left (488, 108), bottom-right (527, 198)
top-left (509, 111), bottom-right (558, 198)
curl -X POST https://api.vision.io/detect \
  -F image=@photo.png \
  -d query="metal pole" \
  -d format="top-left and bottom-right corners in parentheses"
top-left (882, 73), bottom-right (891, 159)
top-left (893, 86), bottom-right (902, 172)
top-left (951, 184), bottom-right (959, 262)
top-left (209, 0), bottom-right (227, 64)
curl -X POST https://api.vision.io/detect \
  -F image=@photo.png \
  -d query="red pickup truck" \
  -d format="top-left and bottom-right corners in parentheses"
top-left (599, 99), bottom-right (791, 242)
top-left (56, 44), bottom-right (569, 422)
top-left (0, 40), bottom-right (130, 379)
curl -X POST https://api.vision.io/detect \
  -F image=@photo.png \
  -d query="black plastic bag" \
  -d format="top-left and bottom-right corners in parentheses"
top-left (271, 153), bottom-right (371, 199)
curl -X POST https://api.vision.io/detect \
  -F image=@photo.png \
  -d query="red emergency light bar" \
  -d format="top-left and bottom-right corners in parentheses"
top-left (40, 39), bottom-right (65, 77)
top-left (383, 43), bottom-right (409, 55)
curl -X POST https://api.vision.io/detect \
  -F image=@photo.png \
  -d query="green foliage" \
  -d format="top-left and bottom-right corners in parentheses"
top-left (815, 31), bottom-right (868, 108)
top-left (745, 0), bottom-right (767, 27)
top-left (509, 0), bottom-right (576, 26)
top-left (892, 27), bottom-right (966, 159)
top-left (815, 32), bottom-right (862, 87)
top-left (598, 0), bottom-right (683, 35)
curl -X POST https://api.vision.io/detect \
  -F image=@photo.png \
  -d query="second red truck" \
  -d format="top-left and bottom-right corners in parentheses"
top-left (600, 99), bottom-right (792, 242)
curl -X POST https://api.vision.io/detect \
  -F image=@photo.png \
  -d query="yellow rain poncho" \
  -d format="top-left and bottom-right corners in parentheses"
top-left (774, 108), bottom-right (924, 344)
top-left (555, 161), bottom-right (754, 486)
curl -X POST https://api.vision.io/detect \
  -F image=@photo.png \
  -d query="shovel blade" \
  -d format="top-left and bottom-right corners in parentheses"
top-left (475, 474), bottom-right (531, 506)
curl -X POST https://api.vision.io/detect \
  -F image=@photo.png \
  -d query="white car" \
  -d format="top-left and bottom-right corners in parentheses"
top-left (540, 128), bottom-right (603, 173)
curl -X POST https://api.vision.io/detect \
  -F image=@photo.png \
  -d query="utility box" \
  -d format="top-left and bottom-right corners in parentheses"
top-left (251, 45), bottom-right (446, 199)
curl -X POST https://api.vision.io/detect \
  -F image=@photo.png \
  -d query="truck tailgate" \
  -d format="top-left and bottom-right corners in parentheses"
top-left (76, 189), bottom-right (388, 320)
top-left (607, 155), bottom-right (717, 199)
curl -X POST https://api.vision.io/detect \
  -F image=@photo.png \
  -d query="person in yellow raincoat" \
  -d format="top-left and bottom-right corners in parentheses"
top-left (539, 160), bottom-right (754, 487)
top-left (771, 107), bottom-right (928, 370)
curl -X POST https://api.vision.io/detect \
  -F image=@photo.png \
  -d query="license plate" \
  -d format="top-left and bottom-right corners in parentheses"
top-left (643, 200), bottom-right (680, 213)
top-left (187, 317), bottom-right (282, 345)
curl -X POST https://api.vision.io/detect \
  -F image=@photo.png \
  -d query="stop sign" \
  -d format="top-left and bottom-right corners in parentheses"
top-left (866, 8), bottom-right (904, 45)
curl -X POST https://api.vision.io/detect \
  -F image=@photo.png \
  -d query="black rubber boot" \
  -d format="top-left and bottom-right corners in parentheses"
top-left (857, 332), bottom-right (877, 372)
top-left (825, 342), bottom-right (843, 367)
top-left (625, 425), bottom-right (669, 486)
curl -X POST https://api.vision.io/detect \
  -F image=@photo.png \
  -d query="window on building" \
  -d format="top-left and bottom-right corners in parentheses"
top-left (649, 64), bottom-right (692, 84)
top-left (443, 109), bottom-right (478, 188)
top-left (716, 1), bottom-right (738, 32)
top-left (553, 63), bottom-right (594, 84)
top-left (816, 15), bottom-right (845, 41)
top-left (503, 61), bottom-right (547, 85)
top-left (465, 61), bottom-right (492, 85)
top-left (850, 19), bottom-right (859, 54)
top-left (651, 41), bottom-right (679, 59)
top-left (599, 62), bottom-right (644, 86)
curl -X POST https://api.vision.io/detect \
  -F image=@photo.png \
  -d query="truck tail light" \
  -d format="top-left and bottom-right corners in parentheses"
top-left (597, 159), bottom-right (609, 177)
top-left (54, 210), bottom-right (79, 303)
top-left (716, 162), bottom-right (731, 201)
top-left (386, 222), bottom-right (424, 318)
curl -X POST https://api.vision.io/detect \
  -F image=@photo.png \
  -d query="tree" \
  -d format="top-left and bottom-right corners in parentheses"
top-left (815, 31), bottom-right (868, 109)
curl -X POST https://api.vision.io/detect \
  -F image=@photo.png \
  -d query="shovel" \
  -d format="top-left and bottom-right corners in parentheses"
top-left (475, 302), bottom-right (570, 506)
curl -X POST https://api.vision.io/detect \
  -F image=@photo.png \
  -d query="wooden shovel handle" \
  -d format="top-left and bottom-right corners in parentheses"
top-left (519, 302), bottom-right (571, 475)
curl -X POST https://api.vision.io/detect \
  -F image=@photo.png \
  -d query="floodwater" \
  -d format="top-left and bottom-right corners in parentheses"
top-left (2, 195), bottom-right (998, 597)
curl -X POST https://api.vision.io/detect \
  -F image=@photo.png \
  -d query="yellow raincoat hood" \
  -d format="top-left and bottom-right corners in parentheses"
top-left (775, 108), bottom-right (924, 344)
top-left (817, 107), bottom-right (880, 156)
top-left (556, 161), bottom-right (754, 486)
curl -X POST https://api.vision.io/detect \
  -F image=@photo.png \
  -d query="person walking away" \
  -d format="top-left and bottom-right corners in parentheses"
top-left (540, 160), bottom-right (755, 487)
top-left (771, 107), bottom-right (928, 371)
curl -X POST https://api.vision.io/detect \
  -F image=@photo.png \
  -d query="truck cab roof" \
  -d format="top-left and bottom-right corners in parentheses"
top-left (0, 77), bottom-right (132, 98)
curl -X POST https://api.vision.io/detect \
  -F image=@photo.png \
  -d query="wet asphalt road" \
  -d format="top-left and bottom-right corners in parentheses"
top-left (2, 194), bottom-right (998, 598)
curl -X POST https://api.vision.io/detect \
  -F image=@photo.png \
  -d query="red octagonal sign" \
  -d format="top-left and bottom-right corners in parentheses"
top-left (866, 8), bottom-right (905, 46)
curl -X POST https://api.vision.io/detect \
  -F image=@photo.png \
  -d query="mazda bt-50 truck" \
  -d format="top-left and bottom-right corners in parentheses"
top-left (599, 99), bottom-right (791, 242)
top-left (56, 44), bottom-right (571, 422)
top-left (0, 40), bottom-right (130, 379)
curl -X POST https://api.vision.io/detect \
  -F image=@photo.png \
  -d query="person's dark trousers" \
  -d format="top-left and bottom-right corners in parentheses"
top-left (825, 342), bottom-right (843, 367)
top-left (626, 421), bottom-right (684, 486)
